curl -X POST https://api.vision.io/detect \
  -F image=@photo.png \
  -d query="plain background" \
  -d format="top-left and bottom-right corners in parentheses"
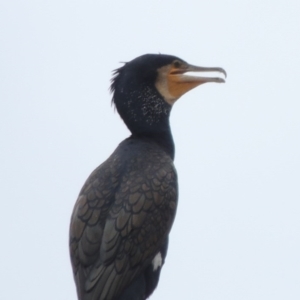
top-left (1, 1), bottom-right (299, 299)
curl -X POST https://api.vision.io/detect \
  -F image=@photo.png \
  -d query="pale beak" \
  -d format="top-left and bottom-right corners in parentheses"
top-left (173, 64), bottom-right (226, 84)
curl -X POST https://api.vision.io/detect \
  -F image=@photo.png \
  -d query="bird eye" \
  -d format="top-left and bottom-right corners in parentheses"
top-left (173, 60), bottom-right (181, 68)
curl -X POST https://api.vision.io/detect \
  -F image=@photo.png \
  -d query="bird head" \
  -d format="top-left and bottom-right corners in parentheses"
top-left (111, 54), bottom-right (226, 134)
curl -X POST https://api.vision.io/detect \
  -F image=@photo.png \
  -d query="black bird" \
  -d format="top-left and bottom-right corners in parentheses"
top-left (69, 54), bottom-right (226, 300)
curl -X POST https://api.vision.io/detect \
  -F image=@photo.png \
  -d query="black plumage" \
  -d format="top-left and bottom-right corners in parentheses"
top-left (70, 54), bottom-right (226, 300)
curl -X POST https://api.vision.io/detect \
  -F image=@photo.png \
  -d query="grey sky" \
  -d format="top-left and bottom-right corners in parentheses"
top-left (1, 1), bottom-right (300, 299)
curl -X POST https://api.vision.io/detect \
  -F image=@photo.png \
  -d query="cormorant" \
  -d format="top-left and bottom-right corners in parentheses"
top-left (69, 54), bottom-right (226, 300)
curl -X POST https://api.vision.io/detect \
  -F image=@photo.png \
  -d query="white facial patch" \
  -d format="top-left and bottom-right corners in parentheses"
top-left (152, 252), bottom-right (163, 271)
top-left (155, 65), bottom-right (178, 105)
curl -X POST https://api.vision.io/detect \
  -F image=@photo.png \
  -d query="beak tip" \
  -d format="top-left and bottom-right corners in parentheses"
top-left (221, 68), bottom-right (227, 79)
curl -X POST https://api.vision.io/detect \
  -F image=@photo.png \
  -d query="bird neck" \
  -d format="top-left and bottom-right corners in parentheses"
top-left (132, 126), bottom-right (175, 160)
top-left (114, 84), bottom-right (175, 159)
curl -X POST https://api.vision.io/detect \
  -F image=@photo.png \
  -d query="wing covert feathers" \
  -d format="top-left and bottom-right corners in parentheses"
top-left (70, 140), bottom-right (178, 300)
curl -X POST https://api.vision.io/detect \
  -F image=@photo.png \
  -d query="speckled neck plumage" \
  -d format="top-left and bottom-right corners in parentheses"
top-left (112, 75), bottom-right (175, 159)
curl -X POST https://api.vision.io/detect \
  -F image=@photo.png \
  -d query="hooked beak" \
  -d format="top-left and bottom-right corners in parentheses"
top-left (165, 63), bottom-right (226, 102)
top-left (155, 61), bottom-right (226, 105)
top-left (171, 64), bottom-right (227, 84)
